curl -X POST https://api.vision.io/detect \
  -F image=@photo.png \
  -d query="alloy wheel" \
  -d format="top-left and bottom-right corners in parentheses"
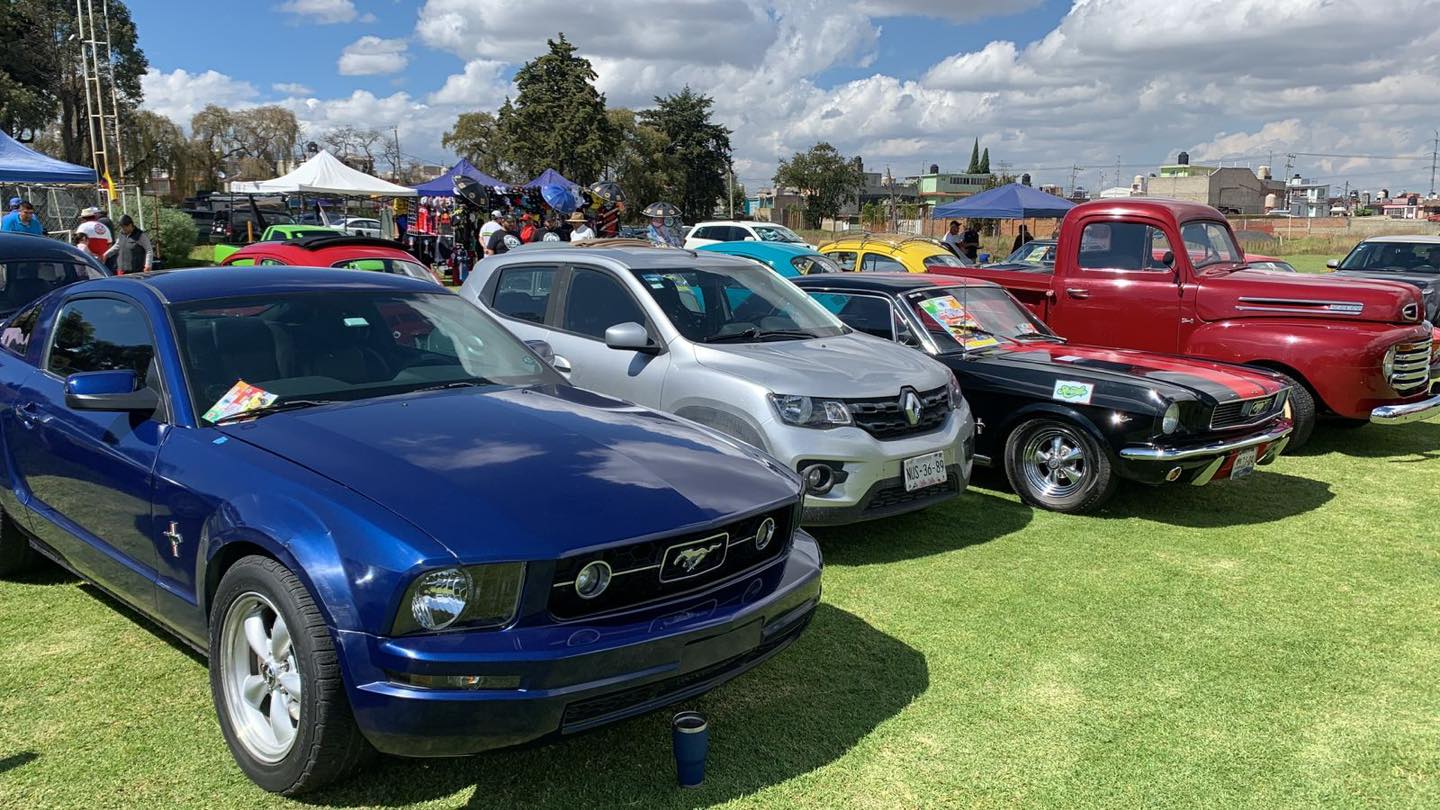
top-left (219, 591), bottom-right (302, 764)
top-left (1020, 426), bottom-right (1089, 500)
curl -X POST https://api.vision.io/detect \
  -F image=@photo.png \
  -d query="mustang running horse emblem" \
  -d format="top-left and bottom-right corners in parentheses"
top-left (674, 542), bottom-right (723, 573)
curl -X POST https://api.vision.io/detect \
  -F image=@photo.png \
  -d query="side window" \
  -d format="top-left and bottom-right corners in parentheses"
top-left (46, 298), bottom-right (156, 384)
top-left (258, 258), bottom-right (286, 266)
top-left (562, 268), bottom-right (647, 339)
top-left (229, 258), bottom-right (255, 267)
top-left (1078, 222), bottom-right (1170, 272)
top-left (834, 293), bottom-right (896, 340)
top-left (861, 253), bottom-right (907, 273)
top-left (0, 301), bottom-right (44, 359)
top-left (692, 226), bottom-right (718, 241)
top-left (829, 251), bottom-right (857, 272)
top-left (728, 227), bottom-right (751, 241)
top-left (491, 266), bottom-right (556, 324)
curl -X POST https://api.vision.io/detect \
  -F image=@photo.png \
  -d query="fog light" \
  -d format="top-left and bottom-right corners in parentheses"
top-left (390, 672), bottom-right (522, 690)
top-left (1165, 466), bottom-right (1183, 482)
top-left (755, 517), bottom-right (776, 550)
top-left (574, 560), bottom-right (611, 600)
top-left (802, 464), bottom-right (834, 495)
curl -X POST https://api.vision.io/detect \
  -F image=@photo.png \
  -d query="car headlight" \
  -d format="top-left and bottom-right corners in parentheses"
top-left (946, 373), bottom-right (963, 411)
top-left (393, 563), bottom-right (525, 635)
top-left (1161, 402), bottom-right (1181, 434)
top-left (769, 394), bottom-right (852, 427)
top-left (1383, 345), bottom-right (1396, 379)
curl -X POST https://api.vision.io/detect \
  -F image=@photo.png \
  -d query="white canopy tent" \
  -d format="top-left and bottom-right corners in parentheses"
top-left (229, 149), bottom-right (417, 197)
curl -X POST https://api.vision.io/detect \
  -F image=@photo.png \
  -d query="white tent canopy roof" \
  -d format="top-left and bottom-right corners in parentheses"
top-left (229, 149), bottom-right (417, 197)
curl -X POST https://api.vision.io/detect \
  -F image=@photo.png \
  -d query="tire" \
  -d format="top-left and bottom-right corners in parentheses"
top-left (1004, 418), bottom-right (1118, 514)
top-left (209, 555), bottom-right (372, 795)
top-left (0, 507), bottom-right (36, 577)
top-left (1265, 370), bottom-right (1316, 451)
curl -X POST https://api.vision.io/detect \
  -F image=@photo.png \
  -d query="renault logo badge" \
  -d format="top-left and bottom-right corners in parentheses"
top-left (902, 390), bottom-right (922, 426)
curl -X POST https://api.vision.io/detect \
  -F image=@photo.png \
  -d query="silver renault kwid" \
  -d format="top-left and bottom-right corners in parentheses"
top-left (460, 243), bottom-right (974, 525)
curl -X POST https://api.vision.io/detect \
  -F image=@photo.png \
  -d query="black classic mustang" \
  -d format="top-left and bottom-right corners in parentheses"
top-left (795, 274), bottom-right (1294, 513)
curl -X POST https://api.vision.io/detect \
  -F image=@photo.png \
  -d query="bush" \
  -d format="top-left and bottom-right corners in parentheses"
top-left (135, 199), bottom-right (197, 267)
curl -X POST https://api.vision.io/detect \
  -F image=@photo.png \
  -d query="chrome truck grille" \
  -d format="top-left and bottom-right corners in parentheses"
top-left (1390, 339), bottom-right (1432, 393)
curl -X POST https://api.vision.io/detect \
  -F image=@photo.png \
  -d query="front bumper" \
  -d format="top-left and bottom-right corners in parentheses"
top-left (337, 533), bottom-right (823, 757)
top-left (1117, 423), bottom-right (1292, 486)
top-left (1371, 391), bottom-right (1440, 425)
top-left (762, 404), bottom-right (975, 526)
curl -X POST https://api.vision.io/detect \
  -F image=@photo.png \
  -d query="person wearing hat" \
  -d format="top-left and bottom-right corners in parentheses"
top-left (1, 200), bottom-right (44, 235)
top-left (569, 211), bottom-right (595, 243)
top-left (485, 213), bottom-right (522, 256)
top-left (479, 209), bottom-right (504, 244)
top-left (518, 213), bottom-right (539, 244)
top-left (105, 214), bottom-right (154, 275)
top-left (540, 212), bottom-right (568, 242)
top-left (643, 202), bottom-right (682, 248)
top-left (74, 207), bottom-right (113, 255)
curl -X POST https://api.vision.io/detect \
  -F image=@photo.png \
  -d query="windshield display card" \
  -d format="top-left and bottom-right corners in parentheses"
top-left (917, 295), bottom-right (997, 348)
top-left (203, 380), bottom-right (278, 423)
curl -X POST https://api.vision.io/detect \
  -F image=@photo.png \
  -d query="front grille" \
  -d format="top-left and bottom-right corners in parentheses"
top-left (1390, 339), bottom-right (1432, 392)
top-left (560, 611), bottom-right (810, 729)
top-left (1209, 391), bottom-right (1284, 430)
top-left (863, 471), bottom-right (961, 514)
top-left (549, 505), bottom-right (796, 620)
top-left (846, 385), bottom-right (950, 440)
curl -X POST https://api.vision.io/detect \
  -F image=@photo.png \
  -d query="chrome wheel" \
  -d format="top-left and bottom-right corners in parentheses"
top-left (219, 591), bottom-right (301, 764)
top-left (1021, 426), bottom-right (1089, 500)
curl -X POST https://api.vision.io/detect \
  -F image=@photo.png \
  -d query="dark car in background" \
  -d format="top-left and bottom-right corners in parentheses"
top-left (209, 209), bottom-right (295, 244)
top-left (1328, 236), bottom-right (1440, 323)
top-left (0, 233), bottom-right (109, 321)
top-left (795, 273), bottom-right (1294, 513)
top-left (984, 239), bottom-right (1057, 272)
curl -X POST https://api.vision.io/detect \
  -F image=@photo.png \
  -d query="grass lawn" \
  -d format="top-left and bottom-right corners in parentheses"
top-left (1277, 254), bottom-right (1337, 274)
top-left (1, 422), bottom-right (1437, 808)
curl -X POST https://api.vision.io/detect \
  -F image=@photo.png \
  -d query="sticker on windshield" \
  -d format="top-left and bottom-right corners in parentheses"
top-left (343, 316), bottom-right (369, 327)
top-left (203, 380), bottom-right (278, 423)
top-left (917, 295), bottom-right (978, 330)
top-left (1052, 380), bottom-right (1094, 405)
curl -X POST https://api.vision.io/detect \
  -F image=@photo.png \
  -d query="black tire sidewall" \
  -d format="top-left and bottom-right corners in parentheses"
top-left (208, 557), bottom-right (327, 794)
top-left (1264, 370), bottom-right (1316, 450)
top-left (0, 508), bottom-right (35, 577)
top-left (1004, 417), bottom-right (1116, 513)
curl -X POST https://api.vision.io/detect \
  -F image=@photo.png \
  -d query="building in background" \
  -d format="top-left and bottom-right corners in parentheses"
top-left (1284, 176), bottom-right (1331, 218)
top-left (909, 164), bottom-right (991, 207)
top-left (1145, 151), bottom-right (1267, 214)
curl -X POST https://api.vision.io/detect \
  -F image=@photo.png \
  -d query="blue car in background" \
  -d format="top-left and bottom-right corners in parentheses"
top-left (0, 267), bottom-right (821, 795)
top-left (697, 240), bottom-right (843, 277)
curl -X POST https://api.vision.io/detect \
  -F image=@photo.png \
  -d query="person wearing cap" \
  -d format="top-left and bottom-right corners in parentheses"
top-left (1, 200), bottom-right (45, 235)
top-left (540, 212), bottom-right (568, 242)
top-left (569, 211), bottom-right (595, 242)
top-left (518, 213), bottom-right (539, 244)
top-left (105, 214), bottom-right (154, 275)
top-left (479, 209), bottom-right (504, 244)
top-left (485, 214), bottom-right (522, 256)
top-left (74, 207), bottom-right (113, 255)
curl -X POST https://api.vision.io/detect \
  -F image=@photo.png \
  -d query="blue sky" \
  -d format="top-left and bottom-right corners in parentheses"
top-left (133, 1), bottom-right (1440, 194)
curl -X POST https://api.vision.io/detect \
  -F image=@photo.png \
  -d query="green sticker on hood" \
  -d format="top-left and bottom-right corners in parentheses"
top-left (1053, 380), bottom-right (1094, 405)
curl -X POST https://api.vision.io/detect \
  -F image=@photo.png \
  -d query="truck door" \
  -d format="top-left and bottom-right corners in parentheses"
top-left (1050, 219), bottom-right (1180, 353)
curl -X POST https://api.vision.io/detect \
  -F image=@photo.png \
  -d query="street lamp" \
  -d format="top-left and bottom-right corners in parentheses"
top-left (882, 168), bottom-right (895, 233)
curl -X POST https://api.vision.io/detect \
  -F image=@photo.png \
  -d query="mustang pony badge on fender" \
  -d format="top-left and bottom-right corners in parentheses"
top-left (1052, 380), bottom-right (1094, 405)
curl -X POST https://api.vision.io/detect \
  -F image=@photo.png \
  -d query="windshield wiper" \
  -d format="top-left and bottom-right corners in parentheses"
top-left (211, 399), bottom-right (336, 425)
top-left (1011, 332), bottom-right (1064, 343)
top-left (702, 327), bottom-right (817, 343)
top-left (411, 379), bottom-right (494, 393)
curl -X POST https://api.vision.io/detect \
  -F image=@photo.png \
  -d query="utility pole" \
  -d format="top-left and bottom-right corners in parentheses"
top-left (1068, 165), bottom-right (1079, 197)
top-left (1429, 129), bottom-right (1438, 198)
top-left (727, 161), bottom-right (734, 219)
top-left (392, 126), bottom-right (401, 180)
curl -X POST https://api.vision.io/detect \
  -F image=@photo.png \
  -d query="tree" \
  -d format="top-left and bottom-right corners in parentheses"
top-left (978, 147), bottom-right (990, 174)
top-left (729, 181), bottom-right (747, 218)
top-left (190, 105), bottom-right (300, 187)
top-left (773, 142), bottom-right (864, 229)
top-left (861, 201), bottom-right (884, 230)
top-left (604, 108), bottom-right (676, 222)
top-left (442, 111), bottom-right (511, 179)
top-left (122, 110), bottom-right (193, 199)
top-left (0, 7), bottom-right (61, 137)
top-left (38, 0), bottom-right (148, 166)
top-left (496, 34), bottom-right (615, 183)
top-left (638, 87), bottom-right (732, 223)
top-left (966, 138), bottom-right (981, 174)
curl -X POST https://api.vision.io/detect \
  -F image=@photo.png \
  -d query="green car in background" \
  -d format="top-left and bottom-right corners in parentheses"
top-left (213, 224), bottom-right (340, 263)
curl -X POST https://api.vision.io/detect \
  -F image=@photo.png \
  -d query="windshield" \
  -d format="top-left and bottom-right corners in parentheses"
top-left (923, 251), bottom-right (974, 269)
top-left (0, 260), bottom-right (106, 315)
top-left (1006, 241), bottom-right (1056, 264)
top-left (1180, 220), bottom-right (1244, 268)
top-left (630, 265), bottom-right (848, 343)
top-left (331, 257), bottom-right (439, 284)
top-left (173, 291), bottom-right (562, 423)
top-left (1338, 241), bottom-right (1440, 274)
top-left (753, 224), bottom-right (806, 244)
top-left (790, 254), bottom-right (842, 275)
top-left (902, 286), bottom-right (1054, 353)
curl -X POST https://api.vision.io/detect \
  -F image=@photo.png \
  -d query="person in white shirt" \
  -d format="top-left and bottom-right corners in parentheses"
top-left (478, 209), bottom-right (504, 243)
top-left (568, 211), bottom-right (595, 242)
top-left (74, 206), bottom-right (112, 256)
top-left (940, 219), bottom-right (963, 256)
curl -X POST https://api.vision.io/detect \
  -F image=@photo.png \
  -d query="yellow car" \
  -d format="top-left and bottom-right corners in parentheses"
top-left (818, 235), bottom-right (974, 273)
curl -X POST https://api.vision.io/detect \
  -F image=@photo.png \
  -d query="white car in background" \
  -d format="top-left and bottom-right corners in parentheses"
top-left (684, 220), bottom-right (810, 250)
top-left (337, 217), bottom-right (382, 238)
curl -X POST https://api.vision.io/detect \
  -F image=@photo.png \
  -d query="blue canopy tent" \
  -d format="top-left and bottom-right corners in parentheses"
top-left (523, 168), bottom-right (578, 190)
top-left (0, 130), bottom-right (96, 184)
top-left (412, 159), bottom-right (508, 196)
top-left (931, 183), bottom-right (1074, 219)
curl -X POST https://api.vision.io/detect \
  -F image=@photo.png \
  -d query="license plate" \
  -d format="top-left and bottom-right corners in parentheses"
top-left (1230, 447), bottom-right (1258, 480)
top-left (903, 450), bottom-right (948, 492)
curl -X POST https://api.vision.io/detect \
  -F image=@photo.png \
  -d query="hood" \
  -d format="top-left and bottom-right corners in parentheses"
top-left (986, 342), bottom-right (1288, 404)
top-left (1196, 269), bottom-right (1426, 325)
top-left (1333, 269), bottom-right (1440, 320)
top-left (694, 332), bottom-right (951, 398)
top-left (219, 385), bottom-right (798, 561)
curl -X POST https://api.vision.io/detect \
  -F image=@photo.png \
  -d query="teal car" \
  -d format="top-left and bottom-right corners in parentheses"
top-left (697, 241), bottom-right (842, 277)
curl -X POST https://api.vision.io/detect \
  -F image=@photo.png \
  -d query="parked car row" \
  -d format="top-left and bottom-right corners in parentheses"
top-left (0, 196), bottom-right (1435, 797)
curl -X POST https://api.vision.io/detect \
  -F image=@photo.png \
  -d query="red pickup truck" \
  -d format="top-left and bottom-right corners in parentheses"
top-left (936, 199), bottom-right (1439, 447)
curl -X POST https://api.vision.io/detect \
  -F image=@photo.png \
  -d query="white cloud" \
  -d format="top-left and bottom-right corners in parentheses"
top-left (857, 0), bottom-right (1042, 21)
top-left (277, 0), bottom-right (358, 24)
top-left (272, 81), bottom-right (313, 95)
top-left (427, 59), bottom-right (509, 106)
top-left (141, 68), bottom-right (259, 126)
top-left (338, 36), bottom-right (409, 75)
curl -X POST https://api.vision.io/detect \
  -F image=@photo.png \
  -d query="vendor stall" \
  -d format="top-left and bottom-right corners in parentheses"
top-left (0, 130), bottom-right (100, 238)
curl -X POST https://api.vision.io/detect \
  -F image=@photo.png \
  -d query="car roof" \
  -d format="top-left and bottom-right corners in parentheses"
top-left (1356, 235), bottom-right (1440, 244)
top-left (499, 242), bottom-right (744, 270)
top-left (111, 265), bottom-right (439, 304)
top-left (1070, 197), bottom-right (1225, 224)
top-left (791, 272), bottom-right (997, 292)
top-left (698, 241), bottom-right (818, 257)
top-left (0, 232), bottom-right (105, 264)
top-left (820, 235), bottom-right (951, 256)
top-left (693, 220), bottom-right (774, 228)
top-left (226, 235), bottom-right (417, 261)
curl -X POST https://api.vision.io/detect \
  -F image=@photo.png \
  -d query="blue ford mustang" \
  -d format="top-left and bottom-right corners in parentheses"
top-left (0, 267), bottom-right (822, 794)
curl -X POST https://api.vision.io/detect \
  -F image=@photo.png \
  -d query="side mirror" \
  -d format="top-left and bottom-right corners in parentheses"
top-left (1326, 259), bottom-right (1339, 269)
top-left (64, 370), bottom-right (158, 413)
top-left (1161, 250), bottom-right (1175, 267)
top-left (524, 339), bottom-right (555, 365)
top-left (604, 321), bottom-right (658, 353)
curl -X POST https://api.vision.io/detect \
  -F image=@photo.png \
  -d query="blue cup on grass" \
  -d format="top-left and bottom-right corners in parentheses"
top-left (671, 711), bottom-right (709, 788)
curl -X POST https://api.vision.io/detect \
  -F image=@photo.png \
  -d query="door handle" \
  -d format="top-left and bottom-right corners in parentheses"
top-left (14, 401), bottom-right (36, 428)
top-left (1065, 287), bottom-right (1090, 299)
